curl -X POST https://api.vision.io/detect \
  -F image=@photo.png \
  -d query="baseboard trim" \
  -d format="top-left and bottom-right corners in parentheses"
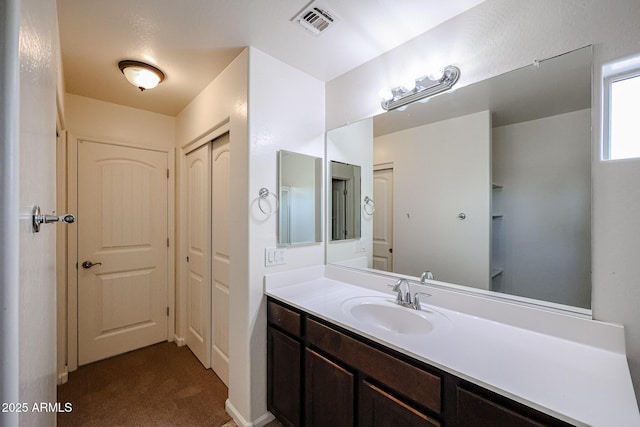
top-left (225, 399), bottom-right (275, 427)
top-left (57, 369), bottom-right (68, 385)
top-left (252, 411), bottom-right (276, 427)
top-left (174, 335), bottom-right (185, 346)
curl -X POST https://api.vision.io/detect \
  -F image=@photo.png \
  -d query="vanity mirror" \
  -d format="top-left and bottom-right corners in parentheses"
top-left (330, 161), bottom-right (362, 241)
top-left (326, 46), bottom-right (592, 312)
top-left (277, 150), bottom-right (322, 246)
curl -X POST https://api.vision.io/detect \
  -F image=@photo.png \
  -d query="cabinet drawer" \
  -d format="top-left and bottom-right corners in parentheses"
top-left (268, 299), bottom-right (302, 337)
top-left (456, 387), bottom-right (572, 427)
top-left (307, 318), bottom-right (442, 414)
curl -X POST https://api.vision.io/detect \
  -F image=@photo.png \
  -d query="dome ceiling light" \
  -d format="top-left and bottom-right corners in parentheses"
top-left (118, 60), bottom-right (165, 91)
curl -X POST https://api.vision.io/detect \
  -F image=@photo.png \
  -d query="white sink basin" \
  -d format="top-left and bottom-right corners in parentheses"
top-left (341, 296), bottom-right (450, 336)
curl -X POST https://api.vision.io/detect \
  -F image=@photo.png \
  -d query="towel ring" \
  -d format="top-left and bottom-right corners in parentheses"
top-left (363, 196), bottom-right (375, 215)
top-left (258, 188), bottom-right (279, 216)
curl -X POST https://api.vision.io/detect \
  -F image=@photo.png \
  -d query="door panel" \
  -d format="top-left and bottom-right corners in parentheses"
top-left (305, 348), bottom-right (355, 427)
top-left (211, 133), bottom-right (230, 385)
top-left (185, 143), bottom-right (211, 368)
top-left (373, 168), bottom-right (393, 271)
top-left (78, 141), bottom-right (168, 365)
top-left (359, 380), bottom-right (440, 427)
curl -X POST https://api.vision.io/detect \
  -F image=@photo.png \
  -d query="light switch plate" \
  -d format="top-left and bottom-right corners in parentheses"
top-left (265, 247), bottom-right (286, 266)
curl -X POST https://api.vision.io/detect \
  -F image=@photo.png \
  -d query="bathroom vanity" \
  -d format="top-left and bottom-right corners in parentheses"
top-left (265, 266), bottom-right (640, 427)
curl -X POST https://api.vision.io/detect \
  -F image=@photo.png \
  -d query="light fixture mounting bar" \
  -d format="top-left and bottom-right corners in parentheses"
top-left (381, 65), bottom-right (460, 111)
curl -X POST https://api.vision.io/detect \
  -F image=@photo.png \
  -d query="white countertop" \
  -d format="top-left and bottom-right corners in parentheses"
top-left (265, 267), bottom-right (640, 427)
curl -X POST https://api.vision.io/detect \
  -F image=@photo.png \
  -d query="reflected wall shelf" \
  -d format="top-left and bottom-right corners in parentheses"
top-left (491, 182), bottom-right (504, 290)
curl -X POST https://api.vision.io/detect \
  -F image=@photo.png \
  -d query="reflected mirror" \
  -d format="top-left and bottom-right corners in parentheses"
top-left (326, 46), bottom-right (592, 311)
top-left (278, 150), bottom-right (322, 246)
top-left (331, 161), bottom-right (361, 241)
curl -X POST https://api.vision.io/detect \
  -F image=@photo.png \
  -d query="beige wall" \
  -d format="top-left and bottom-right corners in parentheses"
top-left (65, 93), bottom-right (175, 149)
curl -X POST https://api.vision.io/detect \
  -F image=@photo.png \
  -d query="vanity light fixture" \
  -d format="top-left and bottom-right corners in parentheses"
top-left (118, 60), bottom-right (165, 91)
top-left (381, 65), bottom-right (460, 111)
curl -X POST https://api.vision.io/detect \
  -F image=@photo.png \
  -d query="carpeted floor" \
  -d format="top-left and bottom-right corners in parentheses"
top-left (57, 341), bottom-right (232, 426)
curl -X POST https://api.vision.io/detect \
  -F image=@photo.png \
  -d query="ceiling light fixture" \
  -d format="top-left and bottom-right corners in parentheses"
top-left (381, 65), bottom-right (460, 111)
top-left (118, 60), bottom-right (165, 92)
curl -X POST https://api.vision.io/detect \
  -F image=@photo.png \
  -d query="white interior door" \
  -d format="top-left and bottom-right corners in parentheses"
top-left (373, 168), bottom-right (393, 271)
top-left (78, 140), bottom-right (168, 365)
top-left (211, 133), bottom-right (231, 386)
top-left (185, 143), bottom-right (211, 368)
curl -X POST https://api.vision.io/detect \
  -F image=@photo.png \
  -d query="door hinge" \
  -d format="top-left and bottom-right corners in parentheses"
top-left (166, 307), bottom-right (170, 317)
top-left (167, 237), bottom-right (170, 248)
top-left (167, 168), bottom-right (169, 179)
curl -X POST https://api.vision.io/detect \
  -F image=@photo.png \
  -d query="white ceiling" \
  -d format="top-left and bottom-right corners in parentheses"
top-left (57, 0), bottom-right (485, 116)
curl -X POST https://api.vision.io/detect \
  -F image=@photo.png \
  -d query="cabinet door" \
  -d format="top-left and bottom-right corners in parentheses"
top-left (305, 349), bottom-right (355, 427)
top-left (268, 327), bottom-right (301, 427)
top-left (360, 380), bottom-right (440, 427)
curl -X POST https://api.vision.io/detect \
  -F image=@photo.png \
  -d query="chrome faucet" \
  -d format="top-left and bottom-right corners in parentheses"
top-left (388, 278), bottom-right (432, 310)
top-left (420, 270), bottom-right (434, 283)
top-left (389, 279), bottom-right (412, 306)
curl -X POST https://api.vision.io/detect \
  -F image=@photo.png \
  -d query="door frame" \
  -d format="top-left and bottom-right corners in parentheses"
top-left (64, 134), bottom-right (175, 372)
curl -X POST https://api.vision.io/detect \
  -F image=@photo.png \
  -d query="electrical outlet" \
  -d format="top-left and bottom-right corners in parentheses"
top-left (355, 240), bottom-right (366, 253)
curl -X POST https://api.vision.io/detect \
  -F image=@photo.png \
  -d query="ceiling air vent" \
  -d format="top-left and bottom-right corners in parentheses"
top-left (292, 1), bottom-right (339, 36)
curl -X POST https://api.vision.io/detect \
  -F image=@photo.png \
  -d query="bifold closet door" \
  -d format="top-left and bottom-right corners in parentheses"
top-left (185, 143), bottom-right (212, 368)
top-left (211, 133), bottom-right (231, 386)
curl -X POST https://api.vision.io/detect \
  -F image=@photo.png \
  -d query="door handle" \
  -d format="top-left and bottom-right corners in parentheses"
top-left (32, 205), bottom-right (76, 233)
top-left (82, 261), bottom-right (102, 269)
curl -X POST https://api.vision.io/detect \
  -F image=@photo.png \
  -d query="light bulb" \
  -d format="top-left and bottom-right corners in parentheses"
top-left (426, 67), bottom-right (445, 81)
top-left (378, 88), bottom-right (394, 102)
top-left (123, 66), bottom-right (161, 90)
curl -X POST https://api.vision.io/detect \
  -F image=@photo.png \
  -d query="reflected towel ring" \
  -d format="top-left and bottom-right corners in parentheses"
top-left (363, 196), bottom-right (375, 215)
top-left (258, 188), bottom-right (279, 216)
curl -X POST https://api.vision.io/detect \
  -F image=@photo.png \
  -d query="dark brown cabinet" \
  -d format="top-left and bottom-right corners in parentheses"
top-left (305, 348), bottom-right (354, 427)
top-left (267, 301), bottom-right (303, 427)
top-left (267, 297), bottom-right (574, 427)
top-left (456, 386), bottom-right (572, 427)
top-left (359, 380), bottom-right (440, 427)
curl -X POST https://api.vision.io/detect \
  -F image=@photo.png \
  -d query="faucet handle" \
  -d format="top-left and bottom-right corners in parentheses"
top-left (390, 279), bottom-right (405, 291)
top-left (413, 292), bottom-right (432, 310)
top-left (387, 283), bottom-right (403, 303)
